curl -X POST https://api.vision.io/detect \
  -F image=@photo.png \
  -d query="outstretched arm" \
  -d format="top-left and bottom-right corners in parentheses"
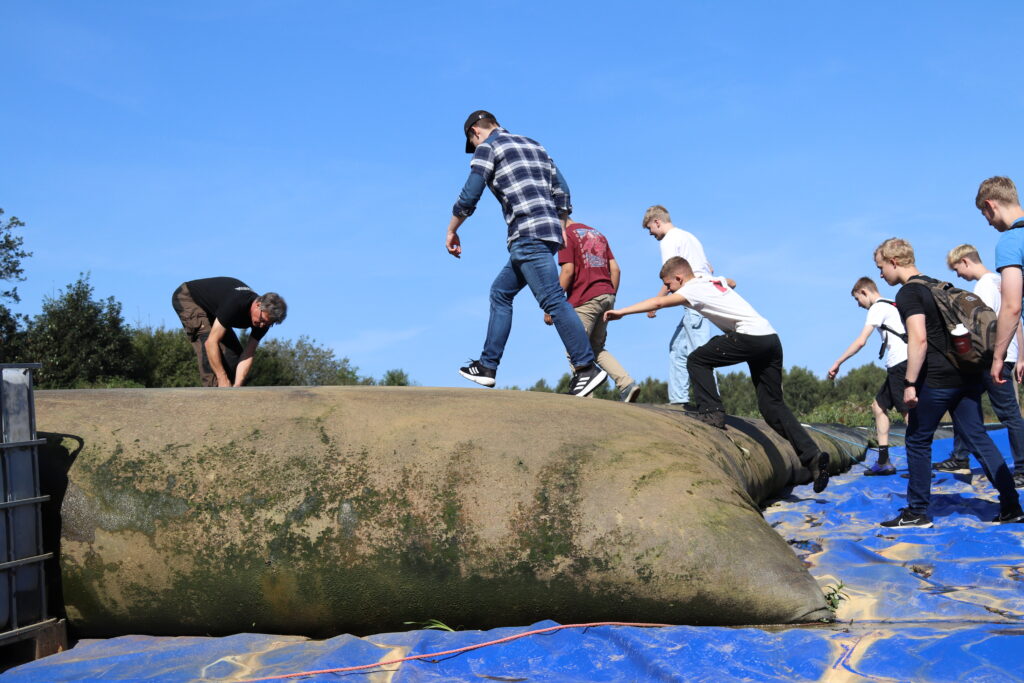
top-left (233, 336), bottom-right (260, 387)
top-left (828, 324), bottom-right (875, 379)
top-left (605, 294), bottom-right (687, 322)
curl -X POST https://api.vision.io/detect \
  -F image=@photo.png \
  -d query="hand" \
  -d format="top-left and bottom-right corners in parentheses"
top-left (827, 362), bottom-right (840, 380)
top-left (543, 313), bottom-right (553, 326)
top-left (646, 311), bottom-right (657, 319)
top-left (1016, 362), bottom-right (1024, 384)
top-left (992, 358), bottom-right (1007, 385)
top-left (446, 231), bottom-right (462, 258)
top-left (903, 385), bottom-right (918, 409)
top-left (216, 378), bottom-right (232, 388)
top-left (604, 310), bottom-right (623, 322)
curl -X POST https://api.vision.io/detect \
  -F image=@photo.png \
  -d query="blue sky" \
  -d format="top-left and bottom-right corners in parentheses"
top-left (3, 1), bottom-right (1023, 390)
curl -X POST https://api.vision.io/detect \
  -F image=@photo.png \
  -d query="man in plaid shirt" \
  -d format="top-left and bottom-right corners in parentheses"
top-left (445, 110), bottom-right (607, 397)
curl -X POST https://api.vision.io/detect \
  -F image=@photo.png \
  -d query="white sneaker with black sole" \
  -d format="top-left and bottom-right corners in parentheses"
top-left (564, 364), bottom-right (608, 397)
top-left (459, 360), bottom-right (496, 387)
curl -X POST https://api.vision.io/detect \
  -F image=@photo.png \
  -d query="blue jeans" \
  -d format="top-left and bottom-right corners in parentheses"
top-left (668, 308), bottom-right (712, 404)
top-left (950, 362), bottom-right (1024, 470)
top-left (480, 238), bottom-right (596, 370)
top-left (905, 381), bottom-right (1019, 514)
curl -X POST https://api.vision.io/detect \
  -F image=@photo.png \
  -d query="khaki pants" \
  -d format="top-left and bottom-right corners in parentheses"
top-left (171, 283), bottom-right (242, 387)
top-left (572, 293), bottom-right (633, 389)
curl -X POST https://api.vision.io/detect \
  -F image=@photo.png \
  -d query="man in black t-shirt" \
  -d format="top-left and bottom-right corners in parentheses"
top-left (171, 277), bottom-right (287, 387)
top-left (873, 238), bottom-right (1021, 527)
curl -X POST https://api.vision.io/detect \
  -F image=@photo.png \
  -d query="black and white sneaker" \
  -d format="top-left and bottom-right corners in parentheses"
top-left (880, 508), bottom-right (933, 528)
top-left (458, 360), bottom-right (496, 387)
top-left (994, 507), bottom-right (1024, 524)
top-left (565, 364), bottom-right (608, 397)
top-left (933, 455), bottom-right (970, 473)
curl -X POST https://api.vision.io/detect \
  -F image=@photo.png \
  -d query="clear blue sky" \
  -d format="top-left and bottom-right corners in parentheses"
top-left (3, 1), bottom-right (1023, 390)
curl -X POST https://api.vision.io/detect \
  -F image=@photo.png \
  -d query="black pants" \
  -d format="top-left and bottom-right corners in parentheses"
top-left (688, 332), bottom-right (819, 465)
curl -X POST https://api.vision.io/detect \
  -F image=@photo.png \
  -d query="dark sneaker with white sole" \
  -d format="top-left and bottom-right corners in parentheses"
top-left (619, 382), bottom-right (641, 403)
top-left (880, 508), bottom-right (933, 528)
top-left (993, 508), bottom-right (1024, 524)
top-left (564, 364), bottom-right (608, 397)
top-left (933, 455), bottom-right (970, 473)
top-left (1014, 472), bottom-right (1024, 489)
top-left (458, 360), bottom-right (496, 387)
top-left (812, 452), bottom-right (831, 493)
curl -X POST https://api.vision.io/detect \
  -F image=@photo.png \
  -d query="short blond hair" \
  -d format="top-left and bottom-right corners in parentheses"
top-left (643, 205), bottom-right (671, 227)
top-left (660, 256), bottom-right (693, 279)
top-left (851, 277), bottom-right (878, 295)
top-left (946, 244), bottom-right (982, 269)
top-left (976, 176), bottom-right (1020, 209)
top-left (873, 238), bottom-right (915, 267)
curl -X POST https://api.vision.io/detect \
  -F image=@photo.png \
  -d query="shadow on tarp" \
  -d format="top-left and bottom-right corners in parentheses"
top-left (6, 433), bottom-right (1024, 682)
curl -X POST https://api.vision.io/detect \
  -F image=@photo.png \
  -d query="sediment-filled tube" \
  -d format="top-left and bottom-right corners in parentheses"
top-left (36, 386), bottom-right (857, 638)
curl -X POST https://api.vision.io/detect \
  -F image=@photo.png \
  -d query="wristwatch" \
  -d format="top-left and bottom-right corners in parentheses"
top-left (903, 378), bottom-right (917, 388)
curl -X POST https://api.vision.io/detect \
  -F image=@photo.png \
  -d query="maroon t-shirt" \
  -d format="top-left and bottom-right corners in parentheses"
top-left (557, 223), bottom-right (616, 307)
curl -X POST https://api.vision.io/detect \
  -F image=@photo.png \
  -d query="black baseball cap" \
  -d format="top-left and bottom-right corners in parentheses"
top-left (464, 110), bottom-right (498, 153)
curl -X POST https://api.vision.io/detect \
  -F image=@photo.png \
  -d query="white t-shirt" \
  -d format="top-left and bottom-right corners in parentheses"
top-left (677, 275), bottom-right (775, 336)
top-left (973, 272), bottom-right (1019, 362)
top-left (659, 227), bottom-right (711, 277)
top-left (865, 300), bottom-right (908, 368)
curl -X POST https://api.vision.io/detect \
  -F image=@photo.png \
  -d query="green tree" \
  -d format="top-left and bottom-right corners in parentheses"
top-left (0, 209), bottom-right (31, 361)
top-left (381, 368), bottom-right (411, 386)
top-left (246, 335), bottom-right (367, 387)
top-left (527, 378), bottom-right (554, 392)
top-left (782, 366), bottom-right (828, 416)
top-left (24, 274), bottom-right (137, 388)
top-left (718, 371), bottom-right (758, 416)
top-left (131, 326), bottom-right (200, 387)
top-left (0, 209), bottom-right (30, 304)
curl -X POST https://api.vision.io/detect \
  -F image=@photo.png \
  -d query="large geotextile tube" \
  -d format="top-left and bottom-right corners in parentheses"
top-left (35, 387), bottom-right (858, 638)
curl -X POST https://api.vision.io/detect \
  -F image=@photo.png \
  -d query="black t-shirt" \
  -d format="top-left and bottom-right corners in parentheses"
top-left (185, 277), bottom-right (267, 341)
top-left (895, 275), bottom-right (966, 388)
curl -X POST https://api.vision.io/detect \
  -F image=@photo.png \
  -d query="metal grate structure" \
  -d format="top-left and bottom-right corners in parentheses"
top-left (0, 364), bottom-right (64, 663)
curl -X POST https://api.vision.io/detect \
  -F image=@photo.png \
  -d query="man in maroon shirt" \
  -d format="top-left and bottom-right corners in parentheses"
top-left (546, 222), bottom-right (639, 401)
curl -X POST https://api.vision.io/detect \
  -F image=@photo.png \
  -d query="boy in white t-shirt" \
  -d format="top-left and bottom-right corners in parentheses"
top-left (827, 277), bottom-right (909, 476)
top-left (943, 244), bottom-right (1024, 487)
top-left (641, 205), bottom-right (715, 405)
top-left (604, 256), bottom-right (831, 493)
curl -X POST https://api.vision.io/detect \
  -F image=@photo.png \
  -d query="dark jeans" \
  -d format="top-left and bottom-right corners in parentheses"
top-left (905, 381), bottom-right (1019, 514)
top-left (687, 332), bottom-right (819, 466)
top-left (480, 238), bottom-right (595, 370)
top-left (950, 362), bottom-right (1024, 471)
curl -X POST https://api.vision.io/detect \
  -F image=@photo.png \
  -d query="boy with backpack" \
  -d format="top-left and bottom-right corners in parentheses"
top-left (873, 238), bottom-right (1022, 527)
top-left (827, 277), bottom-right (908, 475)
top-left (937, 244), bottom-right (1024, 487)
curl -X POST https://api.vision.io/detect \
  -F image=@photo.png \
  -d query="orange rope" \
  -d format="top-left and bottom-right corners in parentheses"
top-left (238, 621), bottom-right (672, 681)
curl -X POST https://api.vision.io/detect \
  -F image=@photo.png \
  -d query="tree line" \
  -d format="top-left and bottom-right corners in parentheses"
top-left (0, 208), bottom-right (894, 425)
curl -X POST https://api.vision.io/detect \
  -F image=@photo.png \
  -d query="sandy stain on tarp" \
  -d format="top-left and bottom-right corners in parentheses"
top-left (198, 639), bottom-right (410, 682)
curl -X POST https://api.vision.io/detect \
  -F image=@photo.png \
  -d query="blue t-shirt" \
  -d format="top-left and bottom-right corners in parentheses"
top-left (994, 218), bottom-right (1024, 272)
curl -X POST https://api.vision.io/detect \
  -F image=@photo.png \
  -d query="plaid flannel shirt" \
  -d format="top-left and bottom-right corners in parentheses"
top-left (453, 128), bottom-right (572, 246)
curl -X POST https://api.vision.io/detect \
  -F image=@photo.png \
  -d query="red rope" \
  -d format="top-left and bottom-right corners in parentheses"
top-left (238, 621), bottom-right (672, 681)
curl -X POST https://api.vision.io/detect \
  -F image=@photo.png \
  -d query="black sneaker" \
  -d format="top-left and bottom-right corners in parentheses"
top-left (458, 360), bottom-right (496, 387)
top-left (812, 452), bottom-right (830, 493)
top-left (880, 508), bottom-right (933, 528)
top-left (1014, 472), bottom-right (1024, 489)
top-left (994, 507), bottom-right (1024, 524)
top-left (619, 382), bottom-right (641, 403)
top-left (565, 364), bottom-right (608, 397)
top-left (933, 455), bottom-right (970, 473)
top-left (683, 409), bottom-right (726, 429)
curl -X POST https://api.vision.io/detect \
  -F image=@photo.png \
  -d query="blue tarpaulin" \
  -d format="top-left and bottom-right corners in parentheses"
top-left (5, 432), bottom-right (1024, 682)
